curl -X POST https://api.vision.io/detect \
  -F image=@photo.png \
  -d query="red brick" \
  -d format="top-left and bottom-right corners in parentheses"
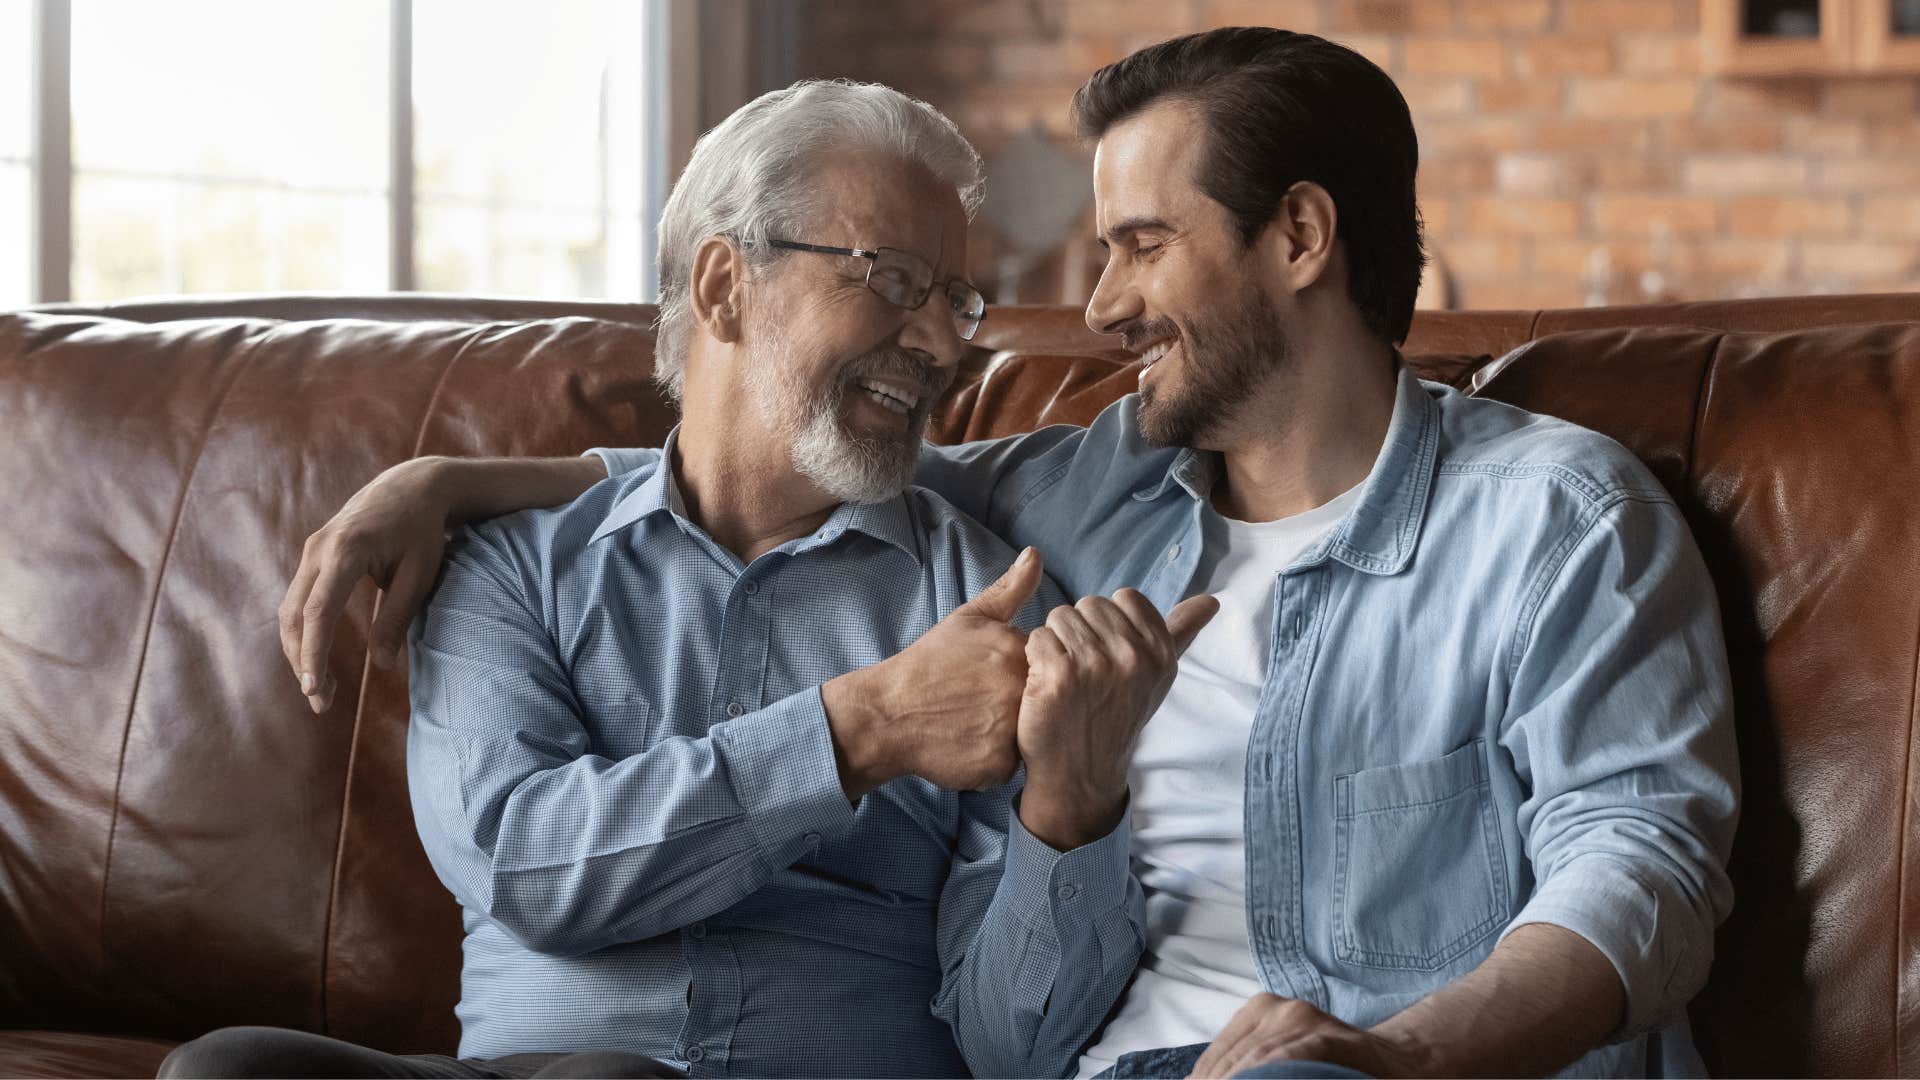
top-left (1786, 117), bottom-right (1869, 154)
top-left (1196, 0), bottom-right (1324, 30)
top-left (1724, 196), bottom-right (1853, 237)
top-left (1399, 77), bottom-right (1473, 116)
top-left (1563, 0), bottom-right (1684, 31)
top-left (1494, 152), bottom-right (1593, 193)
top-left (1330, 34), bottom-right (1400, 72)
top-left (1437, 238), bottom-right (1527, 277)
top-left (1682, 155), bottom-right (1808, 192)
top-left (1868, 121), bottom-right (1920, 153)
top-left (1822, 80), bottom-right (1919, 119)
top-left (1420, 116), bottom-right (1532, 152)
top-left (1594, 158), bottom-right (1679, 188)
top-left (1532, 117), bottom-right (1652, 151)
top-left (1814, 160), bottom-right (1920, 191)
top-left (1592, 195), bottom-right (1721, 233)
top-left (1861, 196), bottom-right (1920, 237)
top-left (1618, 34), bottom-right (1701, 74)
top-left (1532, 238), bottom-right (1647, 280)
top-left (1418, 152), bottom-right (1497, 191)
top-left (1405, 37), bottom-right (1509, 76)
top-left (1800, 242), bottom-right (1919, 281)
top-left (1459, 278), bottom-right (1586, 310)
top-left (1511, 37), bottom-right (1616, 77)
top-left (1420, 197), bottom-right (1457, 233)
top-left (1477, 79), bottom-right (1562, 112)
top-left (1458, 0), bottom-right (1553, 31)
top-left (1688, 240), bottom-right (1791, 281)
top-left (1705, 79), bottom-right (1821, 116)
top-left (1328, 1), bottom-right (1455, 33)
top-left (1064, 0), bottom-right (1200, 35)
top-left (1466, 196), bottom-right (1583, 234)
top-left (1661, 117), bottom-right (1785, 153)
top-left (1569, 77), bottom-right (1697, 117)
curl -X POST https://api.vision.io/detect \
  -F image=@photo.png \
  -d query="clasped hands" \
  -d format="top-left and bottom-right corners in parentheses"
top-left (821, 547), bottom-right (1218, 850)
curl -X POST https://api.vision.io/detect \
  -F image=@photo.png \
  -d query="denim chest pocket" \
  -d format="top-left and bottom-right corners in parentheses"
top-left (1332, 739), bottom-right (1510, 970)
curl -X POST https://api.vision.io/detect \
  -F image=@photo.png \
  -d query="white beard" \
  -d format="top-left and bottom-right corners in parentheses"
top-left (745, 340), bottom-right (921, 505)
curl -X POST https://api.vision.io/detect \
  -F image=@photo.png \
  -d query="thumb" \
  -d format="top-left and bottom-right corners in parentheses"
top-left (1165, 594), bottom-right (1221, 656)
top-left (957, 547), bottom-right (1043, 623)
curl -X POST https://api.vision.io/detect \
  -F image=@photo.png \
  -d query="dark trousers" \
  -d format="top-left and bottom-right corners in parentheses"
top-left (158, 1026), bottom-right (686, 1079)
top-left (1095, 1042), bottom-right (1374, 1080)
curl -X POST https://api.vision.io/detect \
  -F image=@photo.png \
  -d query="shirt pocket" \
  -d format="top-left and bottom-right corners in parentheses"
top-left (1331, 738), bottom-right (1510, 970)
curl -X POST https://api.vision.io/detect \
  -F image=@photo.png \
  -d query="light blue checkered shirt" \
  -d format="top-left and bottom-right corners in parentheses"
top-left (407, 432), bottom-right (1145, 1079)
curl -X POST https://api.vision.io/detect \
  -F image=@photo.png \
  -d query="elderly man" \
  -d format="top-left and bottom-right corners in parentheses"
top-left (288, 28), bottom-right (1739, 1080)
top-left (164, 81), bottom-right (1218, 1080)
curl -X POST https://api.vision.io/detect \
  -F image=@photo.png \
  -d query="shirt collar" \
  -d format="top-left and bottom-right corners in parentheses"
top-left (590, 428), bottom-right (685, 544)
top-left (589, 426), bottom-right (926, 565)
top-left (1137, 362), bottom-right (1440, 577)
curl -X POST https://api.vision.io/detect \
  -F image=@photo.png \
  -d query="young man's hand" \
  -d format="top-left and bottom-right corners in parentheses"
top-left (1188, 994), bottom-right (1434, 1079)
top-left (1015, 587), bottom-right (1218, 850)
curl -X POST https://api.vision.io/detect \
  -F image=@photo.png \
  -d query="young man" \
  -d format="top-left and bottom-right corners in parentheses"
top-left (287, 29), bottom-right (1737, 1079)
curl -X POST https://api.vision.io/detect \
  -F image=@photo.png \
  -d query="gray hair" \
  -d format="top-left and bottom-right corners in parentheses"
top-left (652, 79), bottom-right (985, 401)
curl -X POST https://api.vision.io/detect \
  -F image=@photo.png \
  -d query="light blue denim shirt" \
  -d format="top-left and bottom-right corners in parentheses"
top-left (593, 366), bottom-right (1740, 1077)
top-left (409, 433), bottom-right (1145, 1078)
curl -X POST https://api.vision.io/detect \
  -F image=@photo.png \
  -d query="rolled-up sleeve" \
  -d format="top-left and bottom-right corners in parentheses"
top-left (1496, 493), bottom-right (1741, 1039)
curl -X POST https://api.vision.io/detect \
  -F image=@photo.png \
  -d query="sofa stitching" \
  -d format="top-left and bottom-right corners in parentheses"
top-left (318, 323), bottom-right (480, 1036)
top-left (98, 322), bottom-right (258, 986)
top-left (1900, 513), bottom-right (1919, 1076)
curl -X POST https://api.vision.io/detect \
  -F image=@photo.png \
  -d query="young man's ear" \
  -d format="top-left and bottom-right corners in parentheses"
top-left (1263, 180), bottom-right (1338, 294)
top-left (689, 236), bottom-right (747, 345)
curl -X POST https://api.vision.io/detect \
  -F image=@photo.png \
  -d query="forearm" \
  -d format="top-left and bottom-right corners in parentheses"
top-left (423, 454), bottom-right (608, 526)
top-left (1372, 922), bottom-right (1625, 1078)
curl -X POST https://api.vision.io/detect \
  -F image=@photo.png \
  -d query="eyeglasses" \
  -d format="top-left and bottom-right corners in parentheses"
top-left (765, 239), bottom-right (986, 342)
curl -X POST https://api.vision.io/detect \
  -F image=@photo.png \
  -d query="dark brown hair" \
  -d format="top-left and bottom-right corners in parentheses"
top-left (1072, 27), bottom-right (1426, 344)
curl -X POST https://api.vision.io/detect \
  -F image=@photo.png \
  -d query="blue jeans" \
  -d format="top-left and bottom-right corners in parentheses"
top-left (1092, 1043), bottom-right (1374, 1079)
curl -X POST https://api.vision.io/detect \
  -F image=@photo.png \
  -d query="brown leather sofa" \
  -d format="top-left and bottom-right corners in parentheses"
top-left (1, 292), bottom-right (1916, 1078)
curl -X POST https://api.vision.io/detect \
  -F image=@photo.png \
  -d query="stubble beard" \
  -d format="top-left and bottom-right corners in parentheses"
top-left (1136, 283), bottom-right (1293, 449)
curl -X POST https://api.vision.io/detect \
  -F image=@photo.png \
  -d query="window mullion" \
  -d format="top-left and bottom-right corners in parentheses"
top-left (31, 0), bottom-right (71, 303)
top-left (389, 0), bottom-right (414, 292)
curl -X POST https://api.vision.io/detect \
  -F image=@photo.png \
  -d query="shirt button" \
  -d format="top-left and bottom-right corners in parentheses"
top-left (1166, 543), bottom-right (1181, 562)
top-left (685, 1046), bottom-right (705, 1063)
top-left (804, 832), bottom-right (822, 847)
top-left (726, 702), bottom-right (745, 718)
top-left (742, 580), bottom-right (759, 595)
top-left (689, 921), bottom-right (707, 939)
top-left (1055, 884), bottom-right (1078, 901)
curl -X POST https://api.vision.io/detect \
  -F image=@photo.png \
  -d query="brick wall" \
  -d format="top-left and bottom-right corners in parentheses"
top-left (792, 0), bottom-right (1920, 310)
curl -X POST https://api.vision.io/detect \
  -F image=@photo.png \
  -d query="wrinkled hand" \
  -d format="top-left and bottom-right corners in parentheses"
top-left (822, 547), bottom-right (1044, 798)
top-left (1015, 587), bottom-right (1218, 849)
top-left (1189, 994), bottom-right (1434, 1079)
top-left (279, 457), bottom-right (453, 713)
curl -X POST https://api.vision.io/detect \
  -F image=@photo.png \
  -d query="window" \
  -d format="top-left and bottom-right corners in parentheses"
top-left (2, 0), bottom-right (29, 308)
top-left (413, 0), bottom-right (650, 298)
top-left (69, 0), bottom-right (389, 299)
top-left (15, 0), bottom-right (663, 305)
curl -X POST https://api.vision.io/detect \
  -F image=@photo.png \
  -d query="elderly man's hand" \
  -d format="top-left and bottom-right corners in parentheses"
top-left (822, 547), bottom-right (1046, 798)
top-left (1014, 588), bottom-right (1217, 849)
top-left (280, 457), bottom-right (455, 714)
top-left (1188, 994), bottom-right (1435, 1079)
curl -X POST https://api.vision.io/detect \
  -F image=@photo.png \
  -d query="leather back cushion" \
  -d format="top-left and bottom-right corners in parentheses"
top-left (2, 311), bottom-right (1916, 1074)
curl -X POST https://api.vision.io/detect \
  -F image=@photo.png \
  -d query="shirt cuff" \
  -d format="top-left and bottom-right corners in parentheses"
top-left (1498, 851), bottom-right (1691, 1041)
top-left (1000, 794), bottom-right (1136, 934)
top-left (582, 446), bottom-right (655, 476)
top-left (709, 686), bottom-right (857, 867)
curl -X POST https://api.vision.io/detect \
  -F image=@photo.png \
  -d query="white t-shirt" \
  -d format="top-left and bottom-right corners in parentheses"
top-left (1076, 480), bottom-right (1363, 1078)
